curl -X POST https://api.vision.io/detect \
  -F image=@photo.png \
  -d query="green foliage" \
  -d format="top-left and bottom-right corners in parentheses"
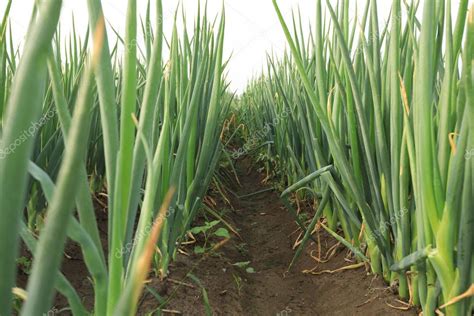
top-left (238, 1), bottom-right (474, 315)
top-left (0, 0), bottom-right (229, 315)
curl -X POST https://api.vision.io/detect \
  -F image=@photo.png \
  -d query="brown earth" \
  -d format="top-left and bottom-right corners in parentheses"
top-left (139, 159), bottom-right (417, 316)
top-left (17, 159), bottom-right (417, 315)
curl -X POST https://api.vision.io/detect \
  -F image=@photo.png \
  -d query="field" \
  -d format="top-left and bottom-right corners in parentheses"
top-left (0, 0), bottom-right (473, 315)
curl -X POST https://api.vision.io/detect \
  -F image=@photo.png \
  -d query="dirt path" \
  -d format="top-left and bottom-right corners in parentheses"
top-left (17, 159), bottom-right (417, 315)
top-left (142, 159), bottom-right (416, 315)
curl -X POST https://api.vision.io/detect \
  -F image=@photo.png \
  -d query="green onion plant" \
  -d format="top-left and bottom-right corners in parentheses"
top-left (238, 1), bottom-right (473, 314)
top-left (0, 0), bottom-right (229, 315)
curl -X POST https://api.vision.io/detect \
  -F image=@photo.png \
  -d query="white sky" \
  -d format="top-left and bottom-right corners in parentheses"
top-left (1, 1), bottom-right (470, 92)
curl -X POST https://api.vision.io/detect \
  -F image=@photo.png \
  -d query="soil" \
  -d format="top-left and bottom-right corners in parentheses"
top-left (17, 158), bottom-right (418, 315)
top-left (139, 159), bottom-right (417, 316)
